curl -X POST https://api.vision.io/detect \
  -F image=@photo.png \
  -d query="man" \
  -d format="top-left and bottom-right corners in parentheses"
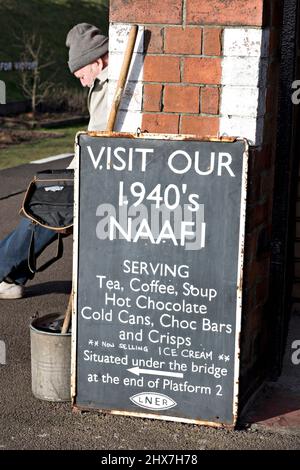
top-left (0, 24), bottom-right (108, 299)
top-left (66, 23), bottom-right (109, 132)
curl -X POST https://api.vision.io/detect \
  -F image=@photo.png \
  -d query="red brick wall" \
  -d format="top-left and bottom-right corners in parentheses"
top-left (109, 0), bottom-right (283, 409)
top-left (111, 0), bottom-right (233, 135)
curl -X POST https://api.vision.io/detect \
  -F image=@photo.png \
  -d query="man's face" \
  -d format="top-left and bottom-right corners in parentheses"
top-left (74, 60), bottom-right (102, 87)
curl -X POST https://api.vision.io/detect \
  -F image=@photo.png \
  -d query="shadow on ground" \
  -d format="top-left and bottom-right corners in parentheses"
top-left (26, 280), bottom-right (72, 297)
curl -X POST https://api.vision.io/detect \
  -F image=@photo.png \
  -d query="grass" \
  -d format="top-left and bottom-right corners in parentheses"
top-left (0, 0), bottom-right (109, 102)
top-left (0, 124), bottom-right (84, 169)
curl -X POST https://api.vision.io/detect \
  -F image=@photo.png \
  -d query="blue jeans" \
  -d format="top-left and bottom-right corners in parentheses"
top-left (0, 218), bottom-right (57, 285)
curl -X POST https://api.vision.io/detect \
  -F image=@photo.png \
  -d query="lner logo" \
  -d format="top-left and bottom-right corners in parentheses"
top-left (130, 392), bottom-right (176, 411)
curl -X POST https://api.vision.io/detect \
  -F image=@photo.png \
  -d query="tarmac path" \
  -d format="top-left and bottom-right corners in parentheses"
top-left (0, 159), bottom-right (299, 452)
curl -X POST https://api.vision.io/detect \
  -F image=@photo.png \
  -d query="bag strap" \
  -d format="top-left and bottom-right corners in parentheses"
top-left (28, 227), bottom-right (64, 274)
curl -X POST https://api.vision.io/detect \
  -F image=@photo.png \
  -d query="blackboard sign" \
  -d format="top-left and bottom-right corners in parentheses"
top-left (73, 133), bottom-right (248, 426)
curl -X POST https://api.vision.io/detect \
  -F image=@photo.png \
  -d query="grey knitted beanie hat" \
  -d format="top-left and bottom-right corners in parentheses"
top-left (66, 23), bottom-right (108, 73)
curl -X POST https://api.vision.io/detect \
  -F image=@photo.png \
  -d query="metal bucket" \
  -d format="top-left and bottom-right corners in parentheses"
top-left (30, 313), bottom-right (71, 401)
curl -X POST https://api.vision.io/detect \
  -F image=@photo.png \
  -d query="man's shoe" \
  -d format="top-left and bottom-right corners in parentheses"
top-left (0, 281), bottom-right (24, 299)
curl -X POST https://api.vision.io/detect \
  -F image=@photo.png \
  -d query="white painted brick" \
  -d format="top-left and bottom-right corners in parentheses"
top-left (221, 28), bottom-right (269, 145)
top-left (221, 86), bottom-right (266, 117)
top-left (114, 110), bottom-right (142, 132)
top-left (223, 28), bottom-right (270, 57)
top-left (219, 115), bottom-right (264, 146)
top-left (109, 23), bottom-right (144, 54)
top-left (222, 57), bottom-right (268, 87)
top-left (108, 80), bottom-right (143, 112)
top-left (108, 52), bottom-right (144, 82)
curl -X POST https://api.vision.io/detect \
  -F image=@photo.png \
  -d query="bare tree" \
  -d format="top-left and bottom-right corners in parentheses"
top-left (16, 32), bottom-right (55, 116)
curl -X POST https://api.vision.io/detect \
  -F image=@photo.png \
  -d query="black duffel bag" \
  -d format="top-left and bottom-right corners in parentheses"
top-left (20, 169), bottom-right (74, 273)
top-left (21, 169), bottom-right (74, 230)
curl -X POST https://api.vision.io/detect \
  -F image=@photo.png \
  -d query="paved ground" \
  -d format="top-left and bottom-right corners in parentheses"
top-left (0, 159), bottom-right (300, 452)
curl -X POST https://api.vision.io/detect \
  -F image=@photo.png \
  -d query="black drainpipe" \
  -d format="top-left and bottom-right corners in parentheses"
top-left (269, 0), bottom-right (298, 377)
